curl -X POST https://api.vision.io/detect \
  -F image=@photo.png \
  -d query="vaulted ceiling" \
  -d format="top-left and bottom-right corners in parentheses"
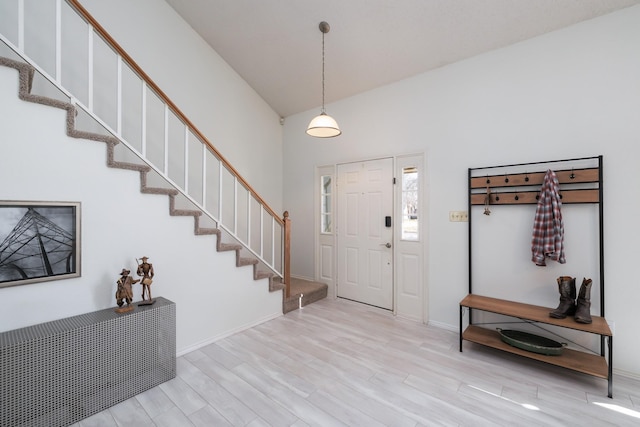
top-left (164, 0), bottom-right (639, 118)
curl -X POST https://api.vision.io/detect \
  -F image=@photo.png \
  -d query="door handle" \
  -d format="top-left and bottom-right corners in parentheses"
top-left (380, 242), bottom-right (392, 248)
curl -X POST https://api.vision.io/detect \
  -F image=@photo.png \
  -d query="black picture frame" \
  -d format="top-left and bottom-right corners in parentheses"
top-left (0, 201), bottom-right (81, 288)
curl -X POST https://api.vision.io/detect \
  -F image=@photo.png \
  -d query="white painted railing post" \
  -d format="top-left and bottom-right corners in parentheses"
top-left (233, 178), bottom-right (238, 235)
top-left (202, 143), bottom-right (207, 209)
top-left (116, 56), bottom-right (122, 135)
top-left (184, 126), bottom-right (189, 193)
top-left (17, 0), bottom-right (24, 52)
top-left (88, 27), bottom-right (94, 111)
top-left (55, 0), bottom-right (62, 82)
top-left (141, 81), bottom-right (147, 157)
top-left (271, 216), bottom-right (276, 268)
top-left (247, 191), bottom-right (252, 250)
top-left (218, 160), bottom-right (223, 223)
top-left (259, 206), bottom-right (264, 258)
top-left (163, 106), bottom-right (169, 175)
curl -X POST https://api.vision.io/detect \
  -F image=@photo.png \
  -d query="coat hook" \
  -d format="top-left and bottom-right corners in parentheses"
top-left (514, 193), bottom-right (519, 201)
top-left (483, 187), bottom-right (491, 215)
top-left (524, 172), bottom-right (529, 182)
top-left (570, 168), bottom-right (575, 179)
top-left (504, 174), bottom-right (509, 183)
top-left (486, 175), bottom-right (490, 184)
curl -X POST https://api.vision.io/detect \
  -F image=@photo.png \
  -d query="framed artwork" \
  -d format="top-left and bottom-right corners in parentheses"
top-left (0, 201), bottom-right (81, 288)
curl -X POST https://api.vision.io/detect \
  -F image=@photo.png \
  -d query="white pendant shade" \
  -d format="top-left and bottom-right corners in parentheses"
top-left (306, 112), bottom-right (341, 138)
top-left (307, 22), bottom-right (341, 138)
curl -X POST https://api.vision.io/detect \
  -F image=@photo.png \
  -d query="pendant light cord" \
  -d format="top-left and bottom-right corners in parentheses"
top-left (321, 30), bottom-right (326, 114)
top-left (306, 21), bottom-right (341, 137)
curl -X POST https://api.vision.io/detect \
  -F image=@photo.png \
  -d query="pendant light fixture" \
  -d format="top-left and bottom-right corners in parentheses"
top-left (306, 21), bottom-right (341, 138)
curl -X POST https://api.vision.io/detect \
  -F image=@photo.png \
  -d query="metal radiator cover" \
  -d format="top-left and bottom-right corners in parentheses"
top-left (0, 297), bottom-right (176, 427)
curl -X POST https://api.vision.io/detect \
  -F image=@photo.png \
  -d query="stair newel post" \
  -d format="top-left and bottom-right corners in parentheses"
top-left (283, 211), bottom-right (291, 298)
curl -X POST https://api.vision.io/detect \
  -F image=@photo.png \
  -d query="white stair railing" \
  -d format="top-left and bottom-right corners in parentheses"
top-left (0, 0), bottom-right (286, 282)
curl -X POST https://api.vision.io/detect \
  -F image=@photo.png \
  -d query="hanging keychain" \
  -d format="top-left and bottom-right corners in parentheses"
top-left (483, 186), bottom-right (491, 215)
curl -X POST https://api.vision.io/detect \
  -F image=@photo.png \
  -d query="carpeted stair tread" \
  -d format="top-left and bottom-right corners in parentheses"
top-left (218, 243), bottom-right (242, 252)
top-left (192, 216), bottom-right (220, 237)
top-left (142, 187), bottom-right (180, 196)
top-left (170, 209), bottom-right (202, 217)
top-left (238, 257), bottom-right (258, 267)
top-left (255, 271), bottom-right (272, 280)
top-left (168, 195), bottom-right (202, 218)
top-left (109, 161), bottom-right (151, 173)
top-left (0, 56), bottom-right (34, 93)
top-left (195, 227), bottom-right (219, 236)
top-left (270, 280), bottom-right (285, 292)
top-left (71, 129), bottom-right (120, 146)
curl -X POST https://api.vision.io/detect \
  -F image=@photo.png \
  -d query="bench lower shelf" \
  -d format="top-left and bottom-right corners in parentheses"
top-left (459, 293), bottom-right (613, 398)
top-left (462, 324), bottom-right (609, 379)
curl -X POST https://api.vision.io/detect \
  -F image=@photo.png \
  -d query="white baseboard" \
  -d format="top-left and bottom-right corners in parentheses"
top-left (613, 368), bottom-right (640, 381)
top-left (291, 274), bottom-right (316, 282)
top-left (426, 319), bottom-right (458, 332)
top-left (176, 311), bottom-right (283, 356)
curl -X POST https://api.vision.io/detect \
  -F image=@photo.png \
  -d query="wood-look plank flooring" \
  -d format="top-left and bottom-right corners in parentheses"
top-left (75, 298), bottom-right (640, 426)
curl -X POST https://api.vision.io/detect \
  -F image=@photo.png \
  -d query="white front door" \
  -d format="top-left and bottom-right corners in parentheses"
top-left (337, 158), bottom-right (393, 309)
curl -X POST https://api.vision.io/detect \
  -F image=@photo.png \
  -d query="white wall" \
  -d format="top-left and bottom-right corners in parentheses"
top-left (77, 0), bottom-right (284, 214)
top-left (0, 65), bottom-right (282, 353)
top-left (283, 6), bottom-right (640, 377)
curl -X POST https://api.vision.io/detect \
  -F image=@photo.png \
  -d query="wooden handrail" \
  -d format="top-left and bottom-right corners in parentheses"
top-left (67, 0), bottom-right (283, 226)
top-left (282, 211), bottom-right (291, 298)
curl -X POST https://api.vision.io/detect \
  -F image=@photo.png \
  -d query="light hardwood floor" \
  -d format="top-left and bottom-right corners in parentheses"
top-left (75, 298), bottom-right (639, 426)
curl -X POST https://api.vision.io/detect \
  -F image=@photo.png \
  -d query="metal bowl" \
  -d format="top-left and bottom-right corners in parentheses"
top-left (497, 328), bottom-right (566, 356)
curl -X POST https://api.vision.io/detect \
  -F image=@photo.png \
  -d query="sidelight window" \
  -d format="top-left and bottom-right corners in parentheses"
top-left (401, 167), bottom-right (418, 240)
top-left (320, 175), bottom-right (332, 233)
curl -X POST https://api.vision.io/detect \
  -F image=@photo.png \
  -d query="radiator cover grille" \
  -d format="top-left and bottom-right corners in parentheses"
top-left (0, 297), bottom-right (176, 427)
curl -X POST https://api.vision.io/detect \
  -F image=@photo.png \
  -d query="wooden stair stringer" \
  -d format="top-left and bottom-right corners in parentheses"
top-left (1, 56), bottom-right (283, 299)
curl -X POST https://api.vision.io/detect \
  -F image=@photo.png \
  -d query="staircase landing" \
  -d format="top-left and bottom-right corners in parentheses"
top-left (283, 278), bottom-right (328, 314)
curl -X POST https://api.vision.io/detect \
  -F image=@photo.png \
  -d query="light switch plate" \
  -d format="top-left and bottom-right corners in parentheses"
top-left (449, 211), bottom-right (468, 222)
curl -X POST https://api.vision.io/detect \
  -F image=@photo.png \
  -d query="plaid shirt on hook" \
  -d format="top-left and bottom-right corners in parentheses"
top-left (531, 169), bottom-right (565, 266)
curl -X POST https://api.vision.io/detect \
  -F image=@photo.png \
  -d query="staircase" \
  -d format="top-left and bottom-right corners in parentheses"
top-left (0, 0), bottom-right (330, 314)
top-left (0, 54), bottom-right (328, 313)
top-left (0, 56), bottom-right (281, 287)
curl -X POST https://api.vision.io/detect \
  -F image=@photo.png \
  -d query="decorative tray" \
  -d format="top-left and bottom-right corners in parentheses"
top-left (497, 328), bottom-right (566, 356)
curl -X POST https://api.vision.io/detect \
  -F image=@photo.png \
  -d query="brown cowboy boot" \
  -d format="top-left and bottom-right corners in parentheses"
top-left (574, 278), bottom-right (593, 324)
top-left (549, 276), bottom-right (576, 319)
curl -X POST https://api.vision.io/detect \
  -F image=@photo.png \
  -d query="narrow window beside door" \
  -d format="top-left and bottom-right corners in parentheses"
top-left (402, 167), bottom-right (418, 241)
top-left (321, 175), bottom-right (332, 233)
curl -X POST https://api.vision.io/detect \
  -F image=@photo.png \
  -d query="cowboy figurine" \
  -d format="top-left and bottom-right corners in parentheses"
top-left (136, 256), bottom-right (155, 303)
top-left (115, 268), bottom-right (140, 312)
